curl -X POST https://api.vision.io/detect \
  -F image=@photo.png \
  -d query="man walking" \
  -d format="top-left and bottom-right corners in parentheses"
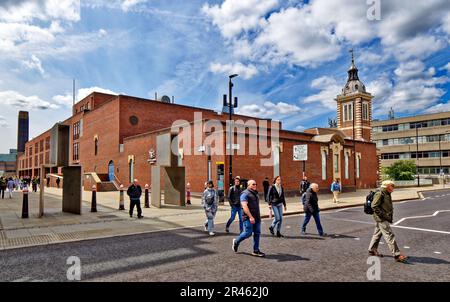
top-left (301, 183), bottom-right (326, 236)
top-left (226, 177), bottom-right (243, 234)
top-left (7, 177), bottom-right (14, 199)
top-left (232, 180), bottom-right (265, 257)
top-left (300, 176), bottom-right (310, 195)
top-left (331, 178), bottom-right (341, 203)
top-left (368, 180), bottom-right (408, 263)
top-left (127, 179), bottom-right (143, 219)
top-left (262, 177), bottom-right (270, 202)
top-left (0, 177), bottom-right (6, 199)
top-left (56, 177), bottom-right (61, 188)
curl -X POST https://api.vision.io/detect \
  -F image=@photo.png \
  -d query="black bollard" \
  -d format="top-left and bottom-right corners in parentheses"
top-left (91, 185), bottom-right (97, 212)
top-left (22, 187), bottom-right (29, 218)
top-left (144, 184), bottom-right (150, 208)
top-left (119, 184), bottom-right (125, 210)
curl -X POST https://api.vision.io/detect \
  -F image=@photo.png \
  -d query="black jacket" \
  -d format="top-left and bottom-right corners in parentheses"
top-left (303, 187), bottom-right (319, 214)
top-left (241, 189), bottom-right (261, 221)
top-left (267, 185), bottom-right (286, 207)
top-left (227, 185), bottom-right (242, 207)
top-left (127, 184), bottom-right (142, 200)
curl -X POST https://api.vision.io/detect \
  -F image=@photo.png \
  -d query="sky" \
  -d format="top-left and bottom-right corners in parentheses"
top-left (0, 0), bottom-right (449, 153)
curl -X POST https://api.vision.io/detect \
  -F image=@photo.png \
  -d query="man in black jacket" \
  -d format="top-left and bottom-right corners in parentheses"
top-left (127, 179), bottom-right (143, 219)
top-left (301, 183), bottom-right (326, 236)
top-left (300, 176), bottom-right (310, 195)
top-left (226, 177), bottom-right (243, 233)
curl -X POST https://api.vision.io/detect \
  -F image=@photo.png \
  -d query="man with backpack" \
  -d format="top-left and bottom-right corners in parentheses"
top-left (300, 176), bottom-right (310, 195)
top-left (367, 180), bottom-right (408, 263)
top-left (301, 183), bottom-right (326, 236)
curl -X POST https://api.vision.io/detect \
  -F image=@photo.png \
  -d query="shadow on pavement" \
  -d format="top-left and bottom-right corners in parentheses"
top-left (407, 256), bottom-right (450, 265)
top-left (264, 253), bottom-right (310, 262)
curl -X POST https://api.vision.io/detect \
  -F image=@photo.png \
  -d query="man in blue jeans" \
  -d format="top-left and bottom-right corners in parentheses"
top-left (301, 183), bottom-right (326, 236)
top-left (226, 177), bottom-right (243, 233)
top-left (232, 179), bottom-right (265, 257)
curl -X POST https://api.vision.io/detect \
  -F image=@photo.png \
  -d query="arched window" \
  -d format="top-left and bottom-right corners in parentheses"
top-left (356, 154), bottom-right (361, 179)
top-left (321, 150), bottom-right (327, 180)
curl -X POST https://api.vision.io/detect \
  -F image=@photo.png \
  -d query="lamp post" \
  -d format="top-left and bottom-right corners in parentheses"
top-left (228, 74), bottom-right (238, 191)
top-left (416, 125), bottom-right (420, 187)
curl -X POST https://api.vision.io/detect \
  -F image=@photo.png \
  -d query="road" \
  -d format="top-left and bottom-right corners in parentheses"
top-left (1, 189), bottom-right (449, 282)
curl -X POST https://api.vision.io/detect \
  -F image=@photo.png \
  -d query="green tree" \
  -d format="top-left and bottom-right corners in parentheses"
top-left (382, 160), bottom-right (416, 181)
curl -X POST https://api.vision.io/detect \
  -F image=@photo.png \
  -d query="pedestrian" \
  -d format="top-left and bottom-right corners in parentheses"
top-left (0, 177), bottom-right (6, 199)
top-left (225, 176), bottom-right (243, 234)
top-left (56, 177), bottom-right (61, 188)
top-left (127, 179), bottom-right (143, 219)
top-left (202, 180), bottom-right (219, 236)
top-left (301, 183), bottom-right (326, 236)
top-left (368, 180), bottom-right (408, 263)
top-left (331, 178), bottom-right (341, 203)
top-left (262, 177), bottom-right (270, 202)
top-left (14, 177), bottom-right (20, 191)
top-left (232, 179), bottom-right (265, 257)
top-left (268, 176), bottom-right (287, 237)
top-left (300, 175), bottom-right (310, 195)
top-left (46, 175), bottom-right (50, 188)
top-left (32, 176), bottom-right (38, 192)
top-left (7, 177), bottom-right (14, 198)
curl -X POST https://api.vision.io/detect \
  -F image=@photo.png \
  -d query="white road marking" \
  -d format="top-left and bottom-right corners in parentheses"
top-left (404, 246), bottom-right (410, 249)
top-left (393, 210), bottom-right (450, 226)
top-left (434, 251), bottom-right (442, 254)
top-left (354, 238), bottom-right (360, 241)
top-left (393, 225), bottom-right (450, 235)
top-left (286, 226), bottom-right (291, 229)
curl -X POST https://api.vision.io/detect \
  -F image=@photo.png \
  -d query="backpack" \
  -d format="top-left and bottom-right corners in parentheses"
top-left (301, 192), bottom-right (307, 205)
top-left (204, 190), bottom-right (215, 205)
top-left (364, 190), bottom-right (383, 215)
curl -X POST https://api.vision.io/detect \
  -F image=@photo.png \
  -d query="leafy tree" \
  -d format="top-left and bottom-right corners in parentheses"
top-left (382, 160), bottom-right (416, 181)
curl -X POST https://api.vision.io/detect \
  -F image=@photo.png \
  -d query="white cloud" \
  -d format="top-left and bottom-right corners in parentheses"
top-left (52, 94), bottom-right (73, 108)
top-left (386, 35), bottom-right (446, 61)
top-left (121, 0), bottom-right (148, 12)
top-left (51, 86), bottom-right (119, 108)
top-left (0, 116), bottom-right (8, 128)
top-left (0, 90), bottom-right (58, 110)
top-left (202, 0), bottom-right (278, 39)
top-left (237, 101), bottom-right (301, 119)
top-left (442, 62), bottom-right (450, 73)
top-left (301, 76), bottom-right (341, 110)
top-left (209, 62), bottom-right (258, 79)
top-left (0, 0), bottom-right (80, 23)
top-left (424, 100), bottom-right (450, 114)
top-left (22, 54), bottom-right (45, 75)
top-left (76, 87), bottom-right (118, 101)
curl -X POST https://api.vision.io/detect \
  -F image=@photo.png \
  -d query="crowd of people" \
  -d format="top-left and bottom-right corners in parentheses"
top-left (0, 176), bottom-right (41, 198)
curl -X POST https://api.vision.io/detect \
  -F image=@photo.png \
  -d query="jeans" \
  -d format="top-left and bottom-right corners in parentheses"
top-left (235, 219), bottom-right (261, 252)
top-left (226, 205), bottom-right (243, 232)
top-left (271, 203), bottom-right (283, 232)
top-left (129, 199), bottom-right (142, 217)
top-left (204, 207), bottom-right (217, 232)
top-left (302, 212), bottom-right (324, 235)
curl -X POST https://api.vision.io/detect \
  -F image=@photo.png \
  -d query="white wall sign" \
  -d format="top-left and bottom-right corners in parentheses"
top-left (293, 144), bottom-right (308, 161)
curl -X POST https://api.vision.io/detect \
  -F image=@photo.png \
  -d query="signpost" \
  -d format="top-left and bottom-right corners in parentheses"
top-left (293, 145), bottom-right (308, 178)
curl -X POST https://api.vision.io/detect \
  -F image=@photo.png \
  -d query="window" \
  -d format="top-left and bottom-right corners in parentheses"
top-left (73, 143), bottom-right (79, 161)
top-left (94, 138), bottom-right (98, 156)
top-left (40, 140), bottom-right (44, 152)
top-left (344, 152), bottom-right (349, 179)
top-left (45, 137), bottom-right (50, 150)
top-left (343, 103), bottom-right (353, 122)
top-left (73, 121), bottom-right (80, 140)
top-left (362, 102), bottom-right (369, 120)
top-left (29, 147), bottom-right (32, 155)
top-left (321, 150), bottom-right (327, 180)
top-left (334, 154), bottom-right (339, 173)
top-left (356, 155), bottom-right (361, 179)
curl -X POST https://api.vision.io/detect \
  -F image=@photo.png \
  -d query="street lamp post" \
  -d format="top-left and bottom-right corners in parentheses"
top-left (416, 125), bottom-right (420, 187)
top-left (228, 74), bottom-right (238, 191)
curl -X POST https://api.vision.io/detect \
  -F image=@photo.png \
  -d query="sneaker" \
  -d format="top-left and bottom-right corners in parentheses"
top-left (209, 232), bottom-right (215, 236)
top-left (204, 224), bottom-right (208, 232)
top-left (225, 227), bottom-right (230, 233)
top-left (276, 232), bottom-right (284, 238)
top-left (232, 239), bottom-right (238, 253)
top-left (269, 226), bottom-right (274, 235)
top-left (395, 255), bottom-right (409, 263)
top-left (319, 232), bottom-right (327, 237)
top-left (138, 216), bottom-right (144, 219)
top-left (252, 250), bottom-right (266, 257)
top-left (301, 230), bottom-right (306, 235)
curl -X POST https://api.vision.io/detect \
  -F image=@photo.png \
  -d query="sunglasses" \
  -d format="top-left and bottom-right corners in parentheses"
top-left (251, 183), bottom-right (257, 186)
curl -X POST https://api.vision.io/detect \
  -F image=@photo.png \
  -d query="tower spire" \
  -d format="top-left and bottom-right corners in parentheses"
top-left (347, 48), bottom-right (359, 81)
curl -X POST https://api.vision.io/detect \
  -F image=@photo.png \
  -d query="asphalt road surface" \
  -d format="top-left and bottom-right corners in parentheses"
top-left (1, 189), bottom-right (449, 282)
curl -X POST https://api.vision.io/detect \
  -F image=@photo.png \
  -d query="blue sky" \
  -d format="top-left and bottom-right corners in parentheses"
top-left (0, 0), bottom-right (449, 153)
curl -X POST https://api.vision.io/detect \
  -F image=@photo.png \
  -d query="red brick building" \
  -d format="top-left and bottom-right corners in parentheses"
top-left (17, 58), bottom-right (378, 194)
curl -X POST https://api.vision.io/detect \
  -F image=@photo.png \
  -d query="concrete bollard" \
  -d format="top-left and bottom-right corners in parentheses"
top-left (22, 187), bottom-right (29, 218)
top-left (91, 185), bottom-right (97, 213)
top-left (119, 184), bottom-right (125, 210)
top-left (186, 182), bottom-right (191, 205)
top-left (144, 184), bottom-right (150, 208)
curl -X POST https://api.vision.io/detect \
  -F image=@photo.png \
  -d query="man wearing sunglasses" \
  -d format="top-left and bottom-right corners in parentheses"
top-left (232, 179), bottom-right (265, 257)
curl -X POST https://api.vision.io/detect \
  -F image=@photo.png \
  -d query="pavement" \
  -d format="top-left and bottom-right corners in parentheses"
top-left (0, 184), bottom-right (447, 250)
top-left (0, 189), bottom-right (448, 282)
